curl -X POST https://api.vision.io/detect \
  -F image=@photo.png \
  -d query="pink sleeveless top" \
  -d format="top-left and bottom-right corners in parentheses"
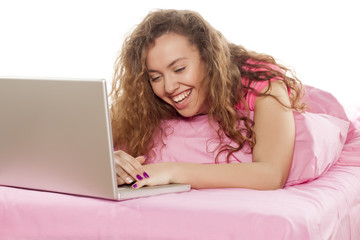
top-left (235, 60), bottom-right (284, 111)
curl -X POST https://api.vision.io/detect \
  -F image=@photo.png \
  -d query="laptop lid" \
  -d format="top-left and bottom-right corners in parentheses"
top-left (0, 77), bottom-right (119, 199)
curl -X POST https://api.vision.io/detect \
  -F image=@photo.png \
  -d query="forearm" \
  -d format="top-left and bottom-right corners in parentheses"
top-left (168, 162), bottom-right (287, 190)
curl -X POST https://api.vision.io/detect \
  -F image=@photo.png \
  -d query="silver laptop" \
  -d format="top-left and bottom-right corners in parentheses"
top-left (0, 77), bottom-right (190, 200)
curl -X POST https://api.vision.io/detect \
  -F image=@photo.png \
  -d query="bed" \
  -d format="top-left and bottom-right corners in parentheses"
top-left (1, 85), bottom-right (359, 240)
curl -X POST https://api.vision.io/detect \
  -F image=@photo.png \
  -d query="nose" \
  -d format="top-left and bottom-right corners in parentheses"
top-left (164, 75), bottom-right (179, 94)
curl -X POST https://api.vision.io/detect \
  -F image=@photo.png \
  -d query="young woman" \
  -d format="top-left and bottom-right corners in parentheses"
top-left (110, 9), bottom-right (305, 190)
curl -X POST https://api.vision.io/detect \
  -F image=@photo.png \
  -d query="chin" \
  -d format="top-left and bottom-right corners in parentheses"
top-left (177, 109), bottom-right (199, 118)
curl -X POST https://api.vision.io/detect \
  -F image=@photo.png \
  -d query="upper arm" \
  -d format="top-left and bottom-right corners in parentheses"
top-left (252, 81), bottom-right (295, 186)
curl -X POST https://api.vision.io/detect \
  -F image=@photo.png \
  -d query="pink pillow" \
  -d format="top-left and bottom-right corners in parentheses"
top-left (147, 111), bottom-right (349, 186)
top-left (285, 112), bottom-right (349, 186)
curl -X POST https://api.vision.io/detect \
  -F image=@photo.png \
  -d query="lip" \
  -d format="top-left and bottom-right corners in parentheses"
top-left (171, 89), bottom-right (192, 109)
top-left (171, 89), bottom-right (191, 101)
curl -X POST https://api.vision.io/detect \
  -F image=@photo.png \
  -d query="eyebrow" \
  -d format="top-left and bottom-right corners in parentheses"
top-left (147, 57), bottom-right (187, 73)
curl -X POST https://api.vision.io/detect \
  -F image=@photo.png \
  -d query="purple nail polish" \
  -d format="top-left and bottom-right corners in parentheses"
top-left (143, 172), bottom-right (149, 179)
top-left (132, 184), bottom-right (137, 189)
top-left (142, 155), bottom-right (148, 160)
top-left (136, 174), bottom-right (143, 181)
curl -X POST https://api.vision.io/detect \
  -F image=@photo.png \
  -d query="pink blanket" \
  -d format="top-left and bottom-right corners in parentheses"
top-left (1, 85), bottom-right (360, 239)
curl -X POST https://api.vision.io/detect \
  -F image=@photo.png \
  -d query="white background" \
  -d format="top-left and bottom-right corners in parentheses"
top-left (0, 0), bottom-right (359, 105)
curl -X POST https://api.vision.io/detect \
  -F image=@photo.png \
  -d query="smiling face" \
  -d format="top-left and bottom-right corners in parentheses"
top-left (146, 33), bottom-right (209, 117)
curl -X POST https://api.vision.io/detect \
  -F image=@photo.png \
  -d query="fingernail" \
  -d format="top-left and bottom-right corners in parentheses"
top-left (143, 172), bottom-right (149, 179)
top-left (132, 184), bottom-right (138, 189)
top-left (142, 155), bottom-right (148, 160)
top-left (136, 174), bottom-right (143, 181)
top-left (125, 177), bottom-right (134, 184)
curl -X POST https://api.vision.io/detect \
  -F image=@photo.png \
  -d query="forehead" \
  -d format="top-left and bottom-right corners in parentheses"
top-left (145, 33), bottom-right (200, 68)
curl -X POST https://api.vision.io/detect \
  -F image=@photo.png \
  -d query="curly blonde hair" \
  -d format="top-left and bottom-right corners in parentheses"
top-left (110, 9), bottom-right (305, 162)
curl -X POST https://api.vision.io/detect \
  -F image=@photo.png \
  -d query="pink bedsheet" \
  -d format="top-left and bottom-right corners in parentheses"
top-left (1, 164), bottom-right (360, 239)
top-left (1, 86), bottom-right (360, 240)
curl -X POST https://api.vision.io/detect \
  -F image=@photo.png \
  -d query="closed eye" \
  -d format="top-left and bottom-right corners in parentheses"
top-left (175, 67), bottom-right (186, 73)
top-left (150, 76), bottom-right (161, 82)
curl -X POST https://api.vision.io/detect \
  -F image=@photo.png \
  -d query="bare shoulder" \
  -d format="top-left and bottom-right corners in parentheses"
top-left (252, 80), bottom-right (295, 186)
top-left (253, 80), bottom-right (294, 139)
top-left (258, 80), bottom-right (291, 109)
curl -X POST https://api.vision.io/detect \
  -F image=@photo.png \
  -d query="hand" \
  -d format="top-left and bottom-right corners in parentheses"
top-left (114, 150), bottom-right (148, 186)
top-left (132, 163), bottom-right (173, 189)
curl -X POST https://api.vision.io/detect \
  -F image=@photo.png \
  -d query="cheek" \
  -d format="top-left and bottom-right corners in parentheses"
top-left (150, 83), bottom-right (163, 98)
top-left (198, 79), bottom-right (209, 100)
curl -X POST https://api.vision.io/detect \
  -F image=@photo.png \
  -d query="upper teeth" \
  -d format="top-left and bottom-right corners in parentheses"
top-left (173, 90), bottom-right (191, 103)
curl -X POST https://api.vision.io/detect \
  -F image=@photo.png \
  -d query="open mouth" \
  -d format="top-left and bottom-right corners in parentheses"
top-left (172, 89), bottom-right (192, 104)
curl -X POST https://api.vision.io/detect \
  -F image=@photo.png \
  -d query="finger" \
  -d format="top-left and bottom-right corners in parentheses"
top-left (131, 167), bottom-right (150, 189)
top-left (135, 155), bottom-right (147, 165)
top-left (115, 151), bottom-right (149, 181)
top-left (115, 150), bottom-right (143, 169)
top-left (117, 176), bottom-right (135, 185)
top-left (131, 179), bottom-right (147, 189)
top-left (117, 176), bottom-right (125, 185)
top-left (115, 165), bottom-right (135, 185)
top-left (117, 177), bottom-right (135, 186)
top-left (118, 160), bottom-right (145, 181)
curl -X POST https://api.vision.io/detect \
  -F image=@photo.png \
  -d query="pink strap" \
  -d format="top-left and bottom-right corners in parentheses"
top-left (235, 60), bottom-right (285, 111)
